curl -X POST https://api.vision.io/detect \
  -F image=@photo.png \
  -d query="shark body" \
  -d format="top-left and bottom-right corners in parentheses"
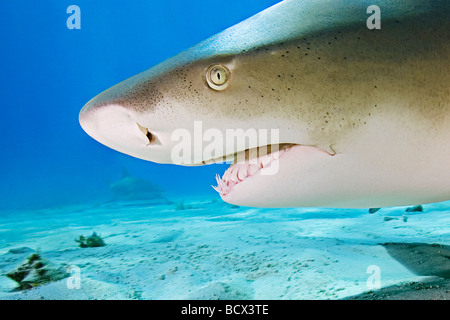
top-left (79, 0), bottom-right (450, 208)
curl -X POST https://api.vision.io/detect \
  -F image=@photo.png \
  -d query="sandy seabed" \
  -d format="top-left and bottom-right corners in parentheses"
top-left (0, 197), bottom-right (449, 300)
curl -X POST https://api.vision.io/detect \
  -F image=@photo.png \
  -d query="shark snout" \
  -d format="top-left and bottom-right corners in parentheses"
top-left (79, 93), bottom-right (173, 163)
top-left (79, 101), bottom-right (150, 152)
top-left (78, 68), bottom-right (176, 163)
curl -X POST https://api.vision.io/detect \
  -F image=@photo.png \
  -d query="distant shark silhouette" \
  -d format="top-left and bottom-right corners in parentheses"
top-left (109, 168), bottom-right (165, 201)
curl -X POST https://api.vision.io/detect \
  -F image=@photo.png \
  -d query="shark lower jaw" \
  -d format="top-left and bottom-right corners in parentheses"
top-left (212, 144), bottom-right (296, 197)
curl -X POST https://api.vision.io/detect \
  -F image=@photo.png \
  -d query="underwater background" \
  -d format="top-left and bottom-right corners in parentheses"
top-left (0, 0), bottom-right (280, 210)
top-left (0, 0), bottom-right (449, 300)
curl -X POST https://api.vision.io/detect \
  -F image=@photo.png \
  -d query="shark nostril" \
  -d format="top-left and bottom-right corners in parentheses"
top-left (136, 122), bottom-right (154, 144)
top-left (146, 131), bottom-right (154, 143)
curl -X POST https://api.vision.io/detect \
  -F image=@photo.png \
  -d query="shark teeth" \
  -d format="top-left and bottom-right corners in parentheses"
top-left (212, 147), bottom-right (291, 196)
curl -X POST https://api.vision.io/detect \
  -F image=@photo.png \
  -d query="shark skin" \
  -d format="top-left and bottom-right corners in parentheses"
top-left (79, 0), bottom-right (450, 208)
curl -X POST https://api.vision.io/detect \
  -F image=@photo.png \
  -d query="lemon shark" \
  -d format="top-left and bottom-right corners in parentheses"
top-left (79, 0), bottom-right (450, 208)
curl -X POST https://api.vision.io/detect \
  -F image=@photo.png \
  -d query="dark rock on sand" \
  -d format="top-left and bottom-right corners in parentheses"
top-left (7, 247), bottom-right (34, 255)
top-left (405, 205), bottom-right (423, 212)
top-left (345, 242), bottom-right (450, 299)
top-left (382, 242), bottom-right (450, 279)
top-left (344, 277), bottom-right (450, 300)
top-left (6, 252), bottom-right (67, 290)
top-left (75, 232), bottom-right (106, 248)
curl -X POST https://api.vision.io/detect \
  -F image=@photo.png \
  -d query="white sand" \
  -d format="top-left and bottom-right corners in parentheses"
top-left (0, 197), bottom-right (448, 300)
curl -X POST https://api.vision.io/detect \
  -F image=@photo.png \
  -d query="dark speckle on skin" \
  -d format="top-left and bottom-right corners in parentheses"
top-left (93, 9), bottom-right (448, 151)
top-left (88, 79), bottom-right (165, 113)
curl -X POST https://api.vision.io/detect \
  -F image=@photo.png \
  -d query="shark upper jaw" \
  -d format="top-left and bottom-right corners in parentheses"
top-left (211, 143), bottom-right (296, 197)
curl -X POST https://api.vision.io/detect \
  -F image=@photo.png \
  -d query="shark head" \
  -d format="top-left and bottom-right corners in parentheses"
top-left (80, 0), bottom-right (450, 208)
top-left (79, 48), bottom-right (327, 204)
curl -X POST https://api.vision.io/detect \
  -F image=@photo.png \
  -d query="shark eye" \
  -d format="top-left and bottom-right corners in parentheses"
top-left (206, 64), bottom-right (230, 91)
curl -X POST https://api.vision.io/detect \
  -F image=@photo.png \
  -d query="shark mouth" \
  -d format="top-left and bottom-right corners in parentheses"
top-left (212, 144), bottom-right (295, 196)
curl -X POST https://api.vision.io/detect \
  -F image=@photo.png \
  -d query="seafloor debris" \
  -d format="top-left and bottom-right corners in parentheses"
top-left (174, 201), bottom-right (186, 211)
top-left (370, 205), bottom-right (424, 214)
top-left (6, 252), bottom-right (67, 290)
top-left (383, 215), bottom-right (408, 222)
top-left (75, 232), bottom-right (106, 248)
top-left (405, 205), bottom-right (423, 212)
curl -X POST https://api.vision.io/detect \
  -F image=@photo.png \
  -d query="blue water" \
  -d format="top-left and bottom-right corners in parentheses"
top-left (0, 0), bottom-right (280, 210)
top-left (1, 1), bottom-right (449, 301)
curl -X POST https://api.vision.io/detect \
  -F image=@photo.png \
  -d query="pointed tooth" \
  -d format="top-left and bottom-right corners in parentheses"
top-left (261, 155), bottom-right (272, 168)
top-left (216, 174), bottom-right (226, 189)
top-left (228, 166), bottom-right (238, 183)
top-left (238, 166), bottom-right (248, 181)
